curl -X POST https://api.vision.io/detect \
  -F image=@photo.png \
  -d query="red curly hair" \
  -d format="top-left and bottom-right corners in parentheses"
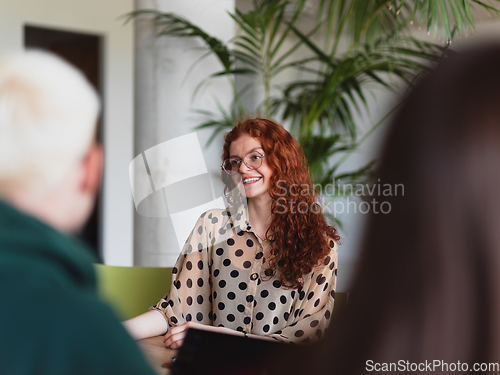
top-left (222, 117), bottom-right (340, 288)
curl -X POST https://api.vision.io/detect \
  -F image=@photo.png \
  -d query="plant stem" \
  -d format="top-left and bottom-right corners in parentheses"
top-left (260, 23), bottom-right (272, 116)
top-left (226, 69), bottom-right (245, 116)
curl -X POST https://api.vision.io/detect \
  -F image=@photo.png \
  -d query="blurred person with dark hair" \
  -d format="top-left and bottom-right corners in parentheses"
top-left (0, 50), bottom-right (155, 375)
top-left (270, 44), bottom-right (500, 375)
top-left (124, 117), bottom-right (339, 349)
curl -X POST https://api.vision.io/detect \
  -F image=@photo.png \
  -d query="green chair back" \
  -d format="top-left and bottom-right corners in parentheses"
top-left (94, 264), bottom-right (172, 320)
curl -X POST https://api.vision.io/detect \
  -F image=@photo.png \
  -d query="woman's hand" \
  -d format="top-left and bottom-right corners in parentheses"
top-left (163, 321), bottom-right (241, 349)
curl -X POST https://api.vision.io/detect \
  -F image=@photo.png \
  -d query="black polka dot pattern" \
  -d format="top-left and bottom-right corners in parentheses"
top-left (294, 330), bottom-right (304, 338)
top-left (150, 209), bottom-right (338, 344)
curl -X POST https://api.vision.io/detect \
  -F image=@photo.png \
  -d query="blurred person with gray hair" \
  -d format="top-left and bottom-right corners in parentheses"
top-left (0, 50), bottom-right (155, 375)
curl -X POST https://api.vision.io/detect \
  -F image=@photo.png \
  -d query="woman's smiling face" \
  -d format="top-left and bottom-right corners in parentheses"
top-left (229, 133), bottom-right (273, 200)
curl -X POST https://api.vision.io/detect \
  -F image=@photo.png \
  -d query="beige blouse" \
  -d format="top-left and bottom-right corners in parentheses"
top-left (151, 206), bottom-right (338, 344)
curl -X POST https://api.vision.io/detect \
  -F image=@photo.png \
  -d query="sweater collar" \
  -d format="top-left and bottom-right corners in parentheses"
top-left (0, 199), bottom-right (97, 289)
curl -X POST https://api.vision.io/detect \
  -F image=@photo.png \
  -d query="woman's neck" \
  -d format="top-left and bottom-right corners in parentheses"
top-left (247, 195), bottom-right (272, 240)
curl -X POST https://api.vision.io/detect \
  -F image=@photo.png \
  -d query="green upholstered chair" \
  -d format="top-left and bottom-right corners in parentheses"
top-left (95, 263), bottom-right (347, 325)
top-left (94, 264), bottom-right (173, 320)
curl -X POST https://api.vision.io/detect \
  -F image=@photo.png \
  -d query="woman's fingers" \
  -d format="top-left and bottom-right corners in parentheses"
top-left (164, 333), bottom-right (184, 349)
top-left (163, 321), bottom-right (230, 348)
top-left (163, 330), bottom-right (185, 348)
top-left (163, 322), bottom-right (195, 348)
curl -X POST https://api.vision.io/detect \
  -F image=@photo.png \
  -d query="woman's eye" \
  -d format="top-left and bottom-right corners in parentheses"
top-left (250, 154), bottom-right (262, 161)
top-left (230, 159), bottom-right (240, 166)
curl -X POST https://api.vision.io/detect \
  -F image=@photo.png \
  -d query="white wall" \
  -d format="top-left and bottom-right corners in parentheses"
top-left (133, 0), bottom-right (235, 267)
top-left (0, 0), bottom-right (135, 266)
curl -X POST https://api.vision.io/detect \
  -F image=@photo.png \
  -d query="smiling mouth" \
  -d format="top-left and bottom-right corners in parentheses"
top-left (243, 177), bottom-right (262, 185)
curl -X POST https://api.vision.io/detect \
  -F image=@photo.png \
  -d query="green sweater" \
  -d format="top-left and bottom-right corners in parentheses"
top-left (0, 201), bottom-right (155, 375)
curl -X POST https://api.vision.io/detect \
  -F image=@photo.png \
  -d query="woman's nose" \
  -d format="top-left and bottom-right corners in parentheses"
top-left (238, 160), bottom-right (252, 173)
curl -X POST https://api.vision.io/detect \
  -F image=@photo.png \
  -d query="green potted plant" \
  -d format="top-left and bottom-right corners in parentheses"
top-left (128, 0), bottom-right (499, 227)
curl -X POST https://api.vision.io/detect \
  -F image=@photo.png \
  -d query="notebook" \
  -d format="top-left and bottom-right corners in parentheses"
top-left (171, 328), bottom-right (284, 375)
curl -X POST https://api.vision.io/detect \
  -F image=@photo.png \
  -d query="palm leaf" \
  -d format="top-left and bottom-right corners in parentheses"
top-left (127, 10), bottom-right (234, 72)
top-left (126, 1), bottom-right (500, 229)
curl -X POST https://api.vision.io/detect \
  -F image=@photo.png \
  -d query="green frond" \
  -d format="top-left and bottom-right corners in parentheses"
top-left (127, 0), bottom-right (500, 227)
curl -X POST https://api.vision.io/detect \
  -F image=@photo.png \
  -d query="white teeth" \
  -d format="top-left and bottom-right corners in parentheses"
top-left (243, 177), bottom-right (262, 184)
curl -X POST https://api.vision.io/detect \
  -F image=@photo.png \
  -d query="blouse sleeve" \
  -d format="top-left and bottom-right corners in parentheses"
top-left (149, 213), bottom-right (213, 328)
top-left (266, 239), bottom-right (338, 344)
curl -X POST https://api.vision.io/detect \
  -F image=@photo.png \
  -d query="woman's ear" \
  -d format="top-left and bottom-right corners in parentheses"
top-left (80, 142), bottom-right (103, 195)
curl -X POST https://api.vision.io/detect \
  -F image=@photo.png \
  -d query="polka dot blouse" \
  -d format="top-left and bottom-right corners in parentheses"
top-left (150, 207), bottom-right (338, 344)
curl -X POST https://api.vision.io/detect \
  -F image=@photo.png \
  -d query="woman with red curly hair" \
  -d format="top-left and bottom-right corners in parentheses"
top-left (124, 117), bottom-right (339, 348)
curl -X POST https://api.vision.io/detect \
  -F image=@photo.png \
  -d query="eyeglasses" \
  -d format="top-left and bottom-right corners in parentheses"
top-left (222, 150), bottom-right (265, 175)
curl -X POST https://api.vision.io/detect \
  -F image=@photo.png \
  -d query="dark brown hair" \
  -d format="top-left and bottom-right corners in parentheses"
top-left (272, 45), bottom-right (500, 373)
top-left (222, 117), bottom-right (340, 287)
